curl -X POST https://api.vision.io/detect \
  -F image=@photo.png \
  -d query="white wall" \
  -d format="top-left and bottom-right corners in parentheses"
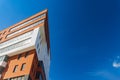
top-left (35, 27), bottom-right (50, 80)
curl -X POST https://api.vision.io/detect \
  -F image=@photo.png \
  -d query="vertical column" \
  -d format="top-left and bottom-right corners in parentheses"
top-left (0, 55), bottom-right (9, 78)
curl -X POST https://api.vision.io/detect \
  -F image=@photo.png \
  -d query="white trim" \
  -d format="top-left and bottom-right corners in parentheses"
top-left (0, 31), bottom-right (33, 49)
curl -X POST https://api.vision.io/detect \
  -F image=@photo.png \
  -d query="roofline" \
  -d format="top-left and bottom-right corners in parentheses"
top-left (0, 9), bottom-right (48, 32)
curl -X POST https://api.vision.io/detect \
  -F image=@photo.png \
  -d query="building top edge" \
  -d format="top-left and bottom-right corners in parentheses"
top-left (0, 9), bottom-right (48, 32)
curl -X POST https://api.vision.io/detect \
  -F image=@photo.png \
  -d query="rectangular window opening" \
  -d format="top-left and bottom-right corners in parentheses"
top-left (21, 63), bottom-right (26, 71)
top-left (18, 54), bottom-right (22, 60)
top-left (13, 65), bottom-right (18, 73)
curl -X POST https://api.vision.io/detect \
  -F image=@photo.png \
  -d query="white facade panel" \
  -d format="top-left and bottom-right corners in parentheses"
top-left (0, 29), bottom-right (38, 57)
top-left (34, 27), bottom-right (50, 80)
top-left (0, 31), bottom-right (33, 49)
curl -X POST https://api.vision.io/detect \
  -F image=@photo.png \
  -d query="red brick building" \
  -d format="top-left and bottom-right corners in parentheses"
top-left (0, 9), bottom-right (50, 80)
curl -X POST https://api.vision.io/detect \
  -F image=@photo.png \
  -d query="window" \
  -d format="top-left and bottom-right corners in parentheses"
top-left (39, 74), bottom-right (43, 80)
top-left (17, 77), bottom-right (21, 80)
top-left (18, 54), bottom-right (22, 60)
top-left (21, 63), bottom-right (26, 71)
top-left (35, 72), bottom-right (40, 79)
top-left (38, 48), bottom-right (40, 54)
top-left (37, 43), bottom-right (39, 49)
top-left (0, 56), bottom-right (4, 61)
top-left (0, 38), bottom-right (2, 41)
top-left (21, 76), bottom-right (25, 80)
top-left (9, 76), bottom-right (25, 80)
top-left (38, 61), bottom-right (43, 67)
top-left (0, 55), bottom-right (8, 62)
top-left (28, 76), bottom-right (32, 80)
top-left (25, 52), bottom-right (29, 58)
top-left (13, 65), bottom-right (18, 72)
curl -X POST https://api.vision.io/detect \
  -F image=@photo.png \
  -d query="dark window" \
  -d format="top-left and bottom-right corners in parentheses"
top-left (28, 76), bottom-right (32, 80)
top-left (4, 55), bottom-right (9, 62)
top-left (18, 54), bottom-right (22, 60)
top-left (21, 63), bottom-right (26, 71)
top-left (37, 43), bottom-right (39, 49)
top-left (38, 61), bottom-right (42, 67)
top-left (36, 72), bottom-right (40, 79)
top-left (38, 61), bottom-right (44, 68)
top-left (0, 37), bottom-right (1, 40)
top-left (25, 52), bottom-right (29, 58)
top-left (38, 61), bottom-right (46, 80)
top-left (39, 73), bottom-right (43, 80)
top-left (38, 48), bottom-right (40, 54)
top-left (13, 65), bottom-right (18, 72)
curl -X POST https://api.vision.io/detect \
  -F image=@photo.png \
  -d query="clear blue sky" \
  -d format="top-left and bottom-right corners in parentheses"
top-left (0, 0), bottom-right (120, 80)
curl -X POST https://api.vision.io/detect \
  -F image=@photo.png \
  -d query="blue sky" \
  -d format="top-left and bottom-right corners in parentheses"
top-left (0, 0), bottom-right (120, 80)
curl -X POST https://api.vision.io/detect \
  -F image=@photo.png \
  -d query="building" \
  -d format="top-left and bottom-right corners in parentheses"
top-left (0, 9), bottom-right (50, 80)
